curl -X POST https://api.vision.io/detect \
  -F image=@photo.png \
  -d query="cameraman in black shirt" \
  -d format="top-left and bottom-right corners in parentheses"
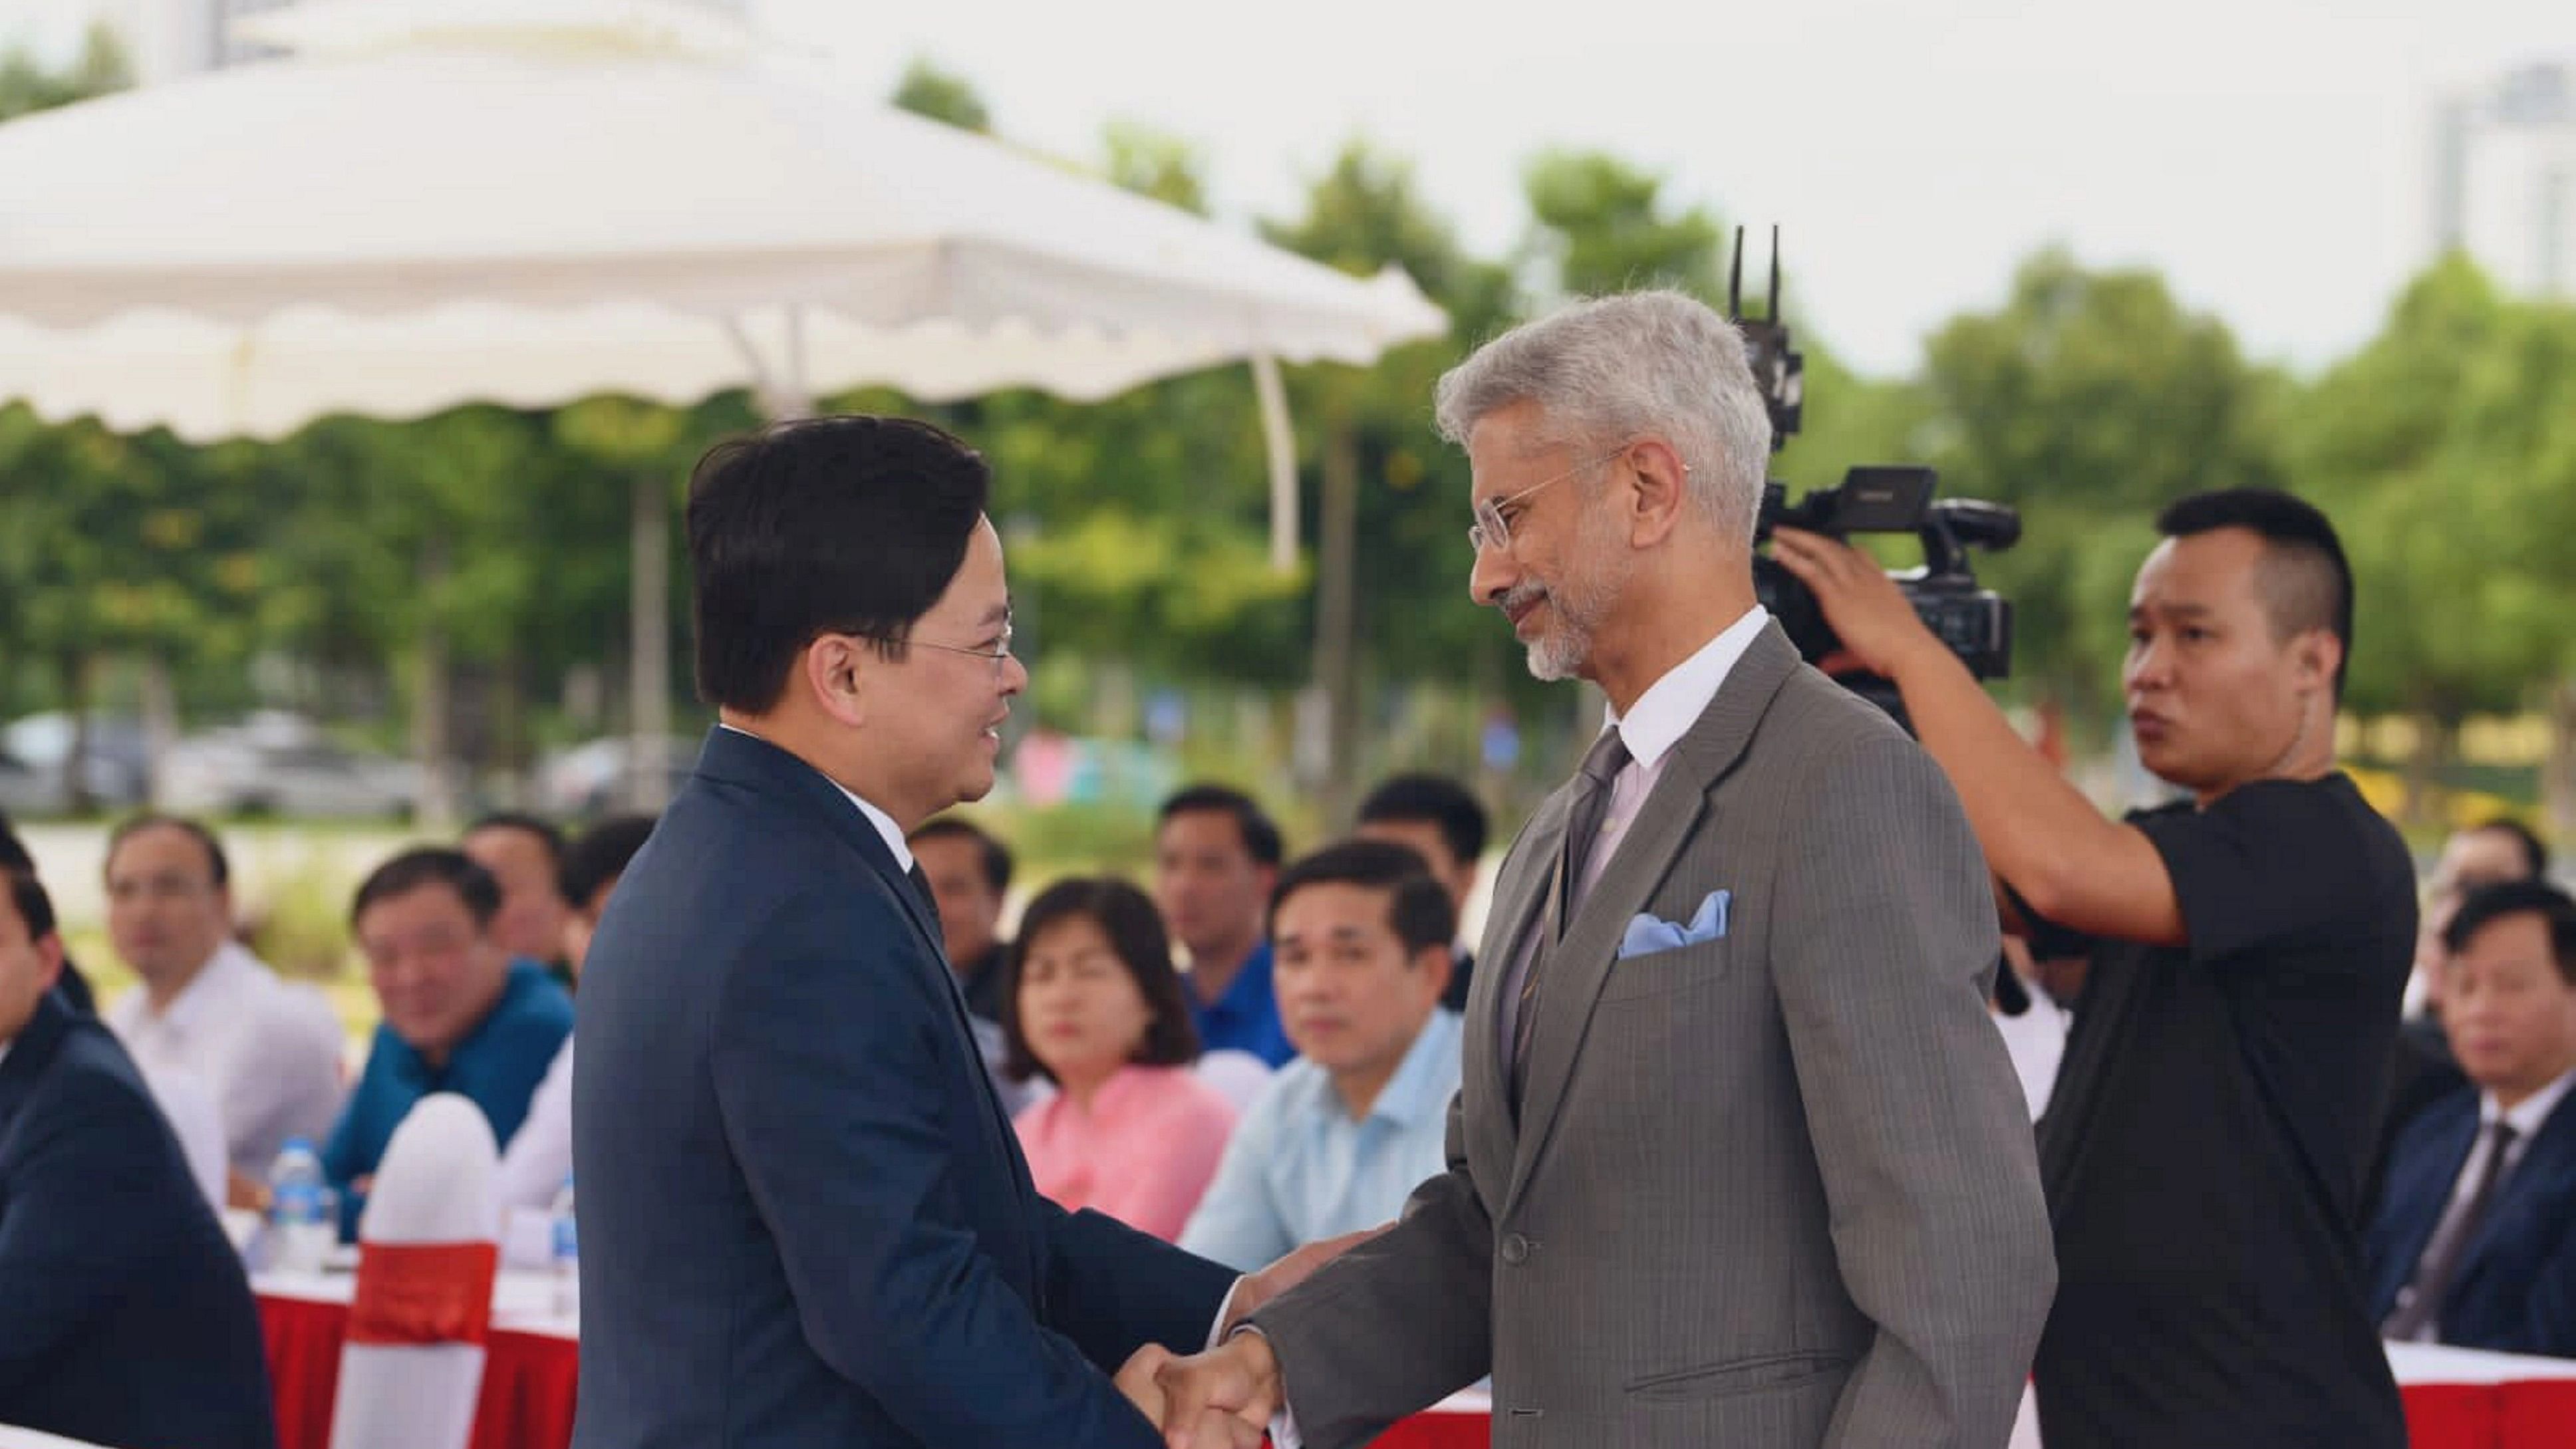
top-left (1776, 488), bottom-right (2411, 1448)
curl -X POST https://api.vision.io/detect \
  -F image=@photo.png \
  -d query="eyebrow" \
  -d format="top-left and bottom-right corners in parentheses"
top-left (2131, 602), bottom-right (2217, 621)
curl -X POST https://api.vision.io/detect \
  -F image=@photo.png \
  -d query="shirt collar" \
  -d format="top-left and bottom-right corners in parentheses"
top-left (1365, 1007), bottom-right (1463, 1128)
top-left (718, 722), bottom-right (913, 872)
top-left (153, 940), bottom-right (259, 1035)
top-left (2484, 1065), bottom-right (2576, 1140)
top-left (1603, 605), bottom-right (1769, 771)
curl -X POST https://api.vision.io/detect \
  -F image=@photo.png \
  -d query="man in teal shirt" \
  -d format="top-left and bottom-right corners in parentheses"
top-left (322, 847), bottom-right (572, 1235)
top-left (1181, 841), bottom-right (1463, 1269)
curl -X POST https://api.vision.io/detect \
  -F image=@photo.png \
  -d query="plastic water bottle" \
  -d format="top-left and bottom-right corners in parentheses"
top-left (548, 1177), bottom-right (579, 1319)
top-left (266, 1138), bottom-right (337, 1273)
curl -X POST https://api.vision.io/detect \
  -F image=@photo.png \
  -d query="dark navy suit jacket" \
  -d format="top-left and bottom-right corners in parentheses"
top-left (0, 993), bottom-right (277, 1449)
top-left (2364, 1082), bottom-right (2576, 1357)
top-left (571, 727), bottom-right (1236, 1449)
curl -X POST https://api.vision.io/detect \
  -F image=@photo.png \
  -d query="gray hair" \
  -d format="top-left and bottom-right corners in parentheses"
top-left (1433, 290), bottom-right (1773, 542)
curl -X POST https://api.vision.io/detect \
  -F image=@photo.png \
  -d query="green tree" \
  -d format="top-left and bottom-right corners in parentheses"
top-left (890, 57), bottom-right (992, 133)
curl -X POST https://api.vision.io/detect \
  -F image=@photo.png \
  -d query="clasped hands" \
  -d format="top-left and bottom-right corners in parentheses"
top-left (1115, 1226), bottom-right (1379, 1448)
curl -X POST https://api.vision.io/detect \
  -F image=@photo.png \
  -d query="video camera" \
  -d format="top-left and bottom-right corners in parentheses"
top-left (1729, 228), bottom-right (2020, 720)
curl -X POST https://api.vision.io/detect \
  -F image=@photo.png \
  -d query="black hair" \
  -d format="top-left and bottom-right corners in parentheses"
top-left (2444, 878), bottom-right (2576, 987)
top-left (908, 816), bottom-right (1014, 894)
top-left (687, 414), bottom-right (994, 712)
top-left (0, 809), bottom-right (31, 874)
top-left (1268, 839), bottom-right (1457, 954)
top-left (1157, 783), bottom-right (1284, 868)
top-left (1000, 876), bottom-right (1201, 1083)
top-left (350, 848), bottom-right (503, 930)
top-left (2153, 487), bottom-right (2355, 700)
top-left (559, 815), bottom-right (657, 912)
top-left (2466, 817), bottom-right (2551, 883)
top-left (105, 814), bottom-right (231, 889)
top-left (1356, 773), bottom-right (1489, 868)
top-left (2, 868), bottom-right (56, 942)
top-left (467, 811), bottom-right (567, 863)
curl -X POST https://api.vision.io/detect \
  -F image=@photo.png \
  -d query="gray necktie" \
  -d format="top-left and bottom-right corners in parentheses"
top-left (2384, 1120), bottom-right (2519, 1341)
top-left (1511, 728), bottom-right (1631, 1104)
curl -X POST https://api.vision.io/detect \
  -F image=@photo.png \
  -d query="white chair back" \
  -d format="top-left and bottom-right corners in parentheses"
top-left (329, 1095), bottom-right (499, 1449)
top-left (138, 1062), bottom-right (228, 1210)
top-left (1195, 1049), bottom-right (1274, 1113)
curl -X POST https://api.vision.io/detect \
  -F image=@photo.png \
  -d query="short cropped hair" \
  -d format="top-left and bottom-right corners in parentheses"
top-left (688, 415), bottom-right (993, 713)
top-left (1268, 840), bottom-right (1457, 954)
top-left (2154, 488), bottom-right (2355, 700)
top-left (559, 815), bottom-right (656, 910)
top-left (1157, 785), bottom-right (1284, 868)
top-left (467, 810), bottom-right (565, 862)
top-left (1356, 773), bottom-right (1489, 868)
top-left (908, 817), bottom-right (1014, 894)
top-left (105, 813), bottom-right (231, 888)
top-left (1000, 877), bottom-right (1200, 1083)
top-left (351, 848), bottom-right (502, 931)
top-left (2466, 817), bottom-right (2550, 884)
top-left (2444, 878), bottom-right (2576, 987)
top-left (2, 868), bottom-right (56, 942)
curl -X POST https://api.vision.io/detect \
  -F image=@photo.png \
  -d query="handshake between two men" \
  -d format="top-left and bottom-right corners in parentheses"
top-left (1113, 1227), bottom-right (1383, 1449)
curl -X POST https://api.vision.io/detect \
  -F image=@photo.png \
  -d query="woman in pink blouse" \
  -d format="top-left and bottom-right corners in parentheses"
top-left (1006, 877), bottom-right (1236, 1240)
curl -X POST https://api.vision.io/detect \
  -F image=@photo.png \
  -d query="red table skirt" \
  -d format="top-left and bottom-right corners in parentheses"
top-left (257, 1294), bottom-right (578, 1449)
top-left (257, 1293), bottom-right (2576, 1449)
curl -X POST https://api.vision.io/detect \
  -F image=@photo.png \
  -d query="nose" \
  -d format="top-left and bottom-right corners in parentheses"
top-left (2126, 636), bottom-right (2172, 694)
top-left (1469, 537), bottom-right (1516, 606)
top-left (1000, 651), bottom-right (1030, 697)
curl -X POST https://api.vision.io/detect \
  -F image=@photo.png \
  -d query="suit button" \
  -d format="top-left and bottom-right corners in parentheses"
top-left (1500, 1233), bottom-right (1530, 1265)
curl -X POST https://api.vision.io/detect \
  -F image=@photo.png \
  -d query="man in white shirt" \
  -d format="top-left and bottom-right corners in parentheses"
top-left (2366, 878), bottom-right (2576, 1357)
top-left (101, 815), bottom-right (343, 1207)
top-left (1181, 841), bottom-right (1463, 1271)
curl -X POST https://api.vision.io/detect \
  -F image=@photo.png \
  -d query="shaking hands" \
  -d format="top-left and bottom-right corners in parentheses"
top-left (1117, 1225), bottom-right (1384, 1448)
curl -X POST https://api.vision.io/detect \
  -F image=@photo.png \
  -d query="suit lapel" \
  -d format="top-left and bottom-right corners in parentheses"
top-left (0, 993), bottom-right (67, 1132)
top-left (2453, 1091), bottom-right (2576, 1298)
top-left (1503, 625), bottom-right (1800, 1218)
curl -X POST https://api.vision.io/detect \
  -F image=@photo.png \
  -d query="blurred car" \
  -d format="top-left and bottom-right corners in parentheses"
top-left (0, 712), bottom-right (151, 814)
top-left (533, 734), bottom-right (700, 819)
top-left (158, 712), bottom-right (418, 821)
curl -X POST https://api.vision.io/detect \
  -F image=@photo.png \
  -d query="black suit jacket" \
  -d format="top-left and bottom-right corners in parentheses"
top-left (0, 993), bottom-right (277, 1449)
top-left (572, 726), bottom-right (1234, 1449)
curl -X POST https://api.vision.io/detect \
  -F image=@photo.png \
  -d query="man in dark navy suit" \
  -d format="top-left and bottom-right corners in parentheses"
top-left (2368, 878), bottom-right (2576, 1357)
top-left (0, 866), bottom-right (277, 1449)
top-left (573, 416), bottom-right (1326, 1449)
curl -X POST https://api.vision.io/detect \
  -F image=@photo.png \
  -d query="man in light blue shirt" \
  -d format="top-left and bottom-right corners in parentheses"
top-left (1182, 840), bottom-right (1464, 1271)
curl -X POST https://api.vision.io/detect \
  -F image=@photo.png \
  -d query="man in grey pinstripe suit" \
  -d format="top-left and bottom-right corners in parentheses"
top-left (1133, 291), bottom-right (2056, 1449)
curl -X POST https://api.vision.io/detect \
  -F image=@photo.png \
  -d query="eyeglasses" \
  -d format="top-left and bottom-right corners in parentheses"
top-left (863, 619), bottom-right (1018, 680)
top-left (1467, 444), bottom-right (1632, 555)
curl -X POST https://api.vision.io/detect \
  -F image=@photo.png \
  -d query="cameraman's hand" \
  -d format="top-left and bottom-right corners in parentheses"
top-left (1770, 528), bottom-right (1945, 680)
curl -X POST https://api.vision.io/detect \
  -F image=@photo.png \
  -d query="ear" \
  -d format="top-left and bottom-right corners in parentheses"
top-left (1415, 943), bottom-right (1454, 1003)
top-left (803, 633), bottom-right (872, 729)
top-left (2293, 628), bottom-right (2341, 697)
top-left (1622, 438), bottom-right (1692, 548)
top-left (34, 933), bottom-right (63, 993)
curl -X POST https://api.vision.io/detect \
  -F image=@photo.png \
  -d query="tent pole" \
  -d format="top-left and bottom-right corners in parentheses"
top-left (1250, 352), bottom-right (1298, 573)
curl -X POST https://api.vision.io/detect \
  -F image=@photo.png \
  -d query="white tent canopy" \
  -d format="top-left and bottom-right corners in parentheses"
top-left (0, 0), bottom-right (1447, 809)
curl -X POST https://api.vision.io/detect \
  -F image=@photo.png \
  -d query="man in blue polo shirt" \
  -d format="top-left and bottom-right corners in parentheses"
top-left (1154, 784), bottom-right (1293, 1067)
top-left (322, 847), bottom-right (572, 1235)
top-left (1181, 840), bottom-right (1463, 1269)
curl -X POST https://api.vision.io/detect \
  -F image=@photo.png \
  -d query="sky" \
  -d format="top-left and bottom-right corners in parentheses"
top-left (5, 0), bottom-right (2569, 377)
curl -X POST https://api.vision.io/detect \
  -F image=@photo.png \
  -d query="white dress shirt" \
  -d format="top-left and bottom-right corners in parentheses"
top-left (106, 940), bottom-right (345, 1178)
top-left (495, 1035), bottom-right (577, 1214)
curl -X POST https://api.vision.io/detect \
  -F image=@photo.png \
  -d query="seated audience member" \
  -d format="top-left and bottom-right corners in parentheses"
top-left (1354, 773), bottom-right (1488, 1011)
top-left (1155, 783), bottom-right (1294, 1065)
top-left (463, 810), bottom-right (576, 991)
top-left (0, 811), bottom-right (93, 1013)
top-left (0, 867), bottom-right (277, 1449)
top-left (99, 815), bottom-right (345, 1206)
top-left (2368, 879), bottom-right (2576, 1357)
top-left (494, 814), bottom-right (655, 1215)
top-left (1007, 876), bottom-right (1235, 1240)
top-left (908, 814), bottom-right (1040, 1114)
top-left (323, 848), bottom-right (572, 1234)
top-left (1181, 841), bottom-right (1463, 1270)
top-left (2372, 819), bottom-right (2549, 1217)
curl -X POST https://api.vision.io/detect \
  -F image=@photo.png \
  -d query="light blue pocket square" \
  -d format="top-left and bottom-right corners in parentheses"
top-left (1619, 890), bottom-right (1731, 959)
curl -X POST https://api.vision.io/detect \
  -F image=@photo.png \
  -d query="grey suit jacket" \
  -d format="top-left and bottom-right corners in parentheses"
top-left (1250, 623), bottom-right (2056, 1448)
